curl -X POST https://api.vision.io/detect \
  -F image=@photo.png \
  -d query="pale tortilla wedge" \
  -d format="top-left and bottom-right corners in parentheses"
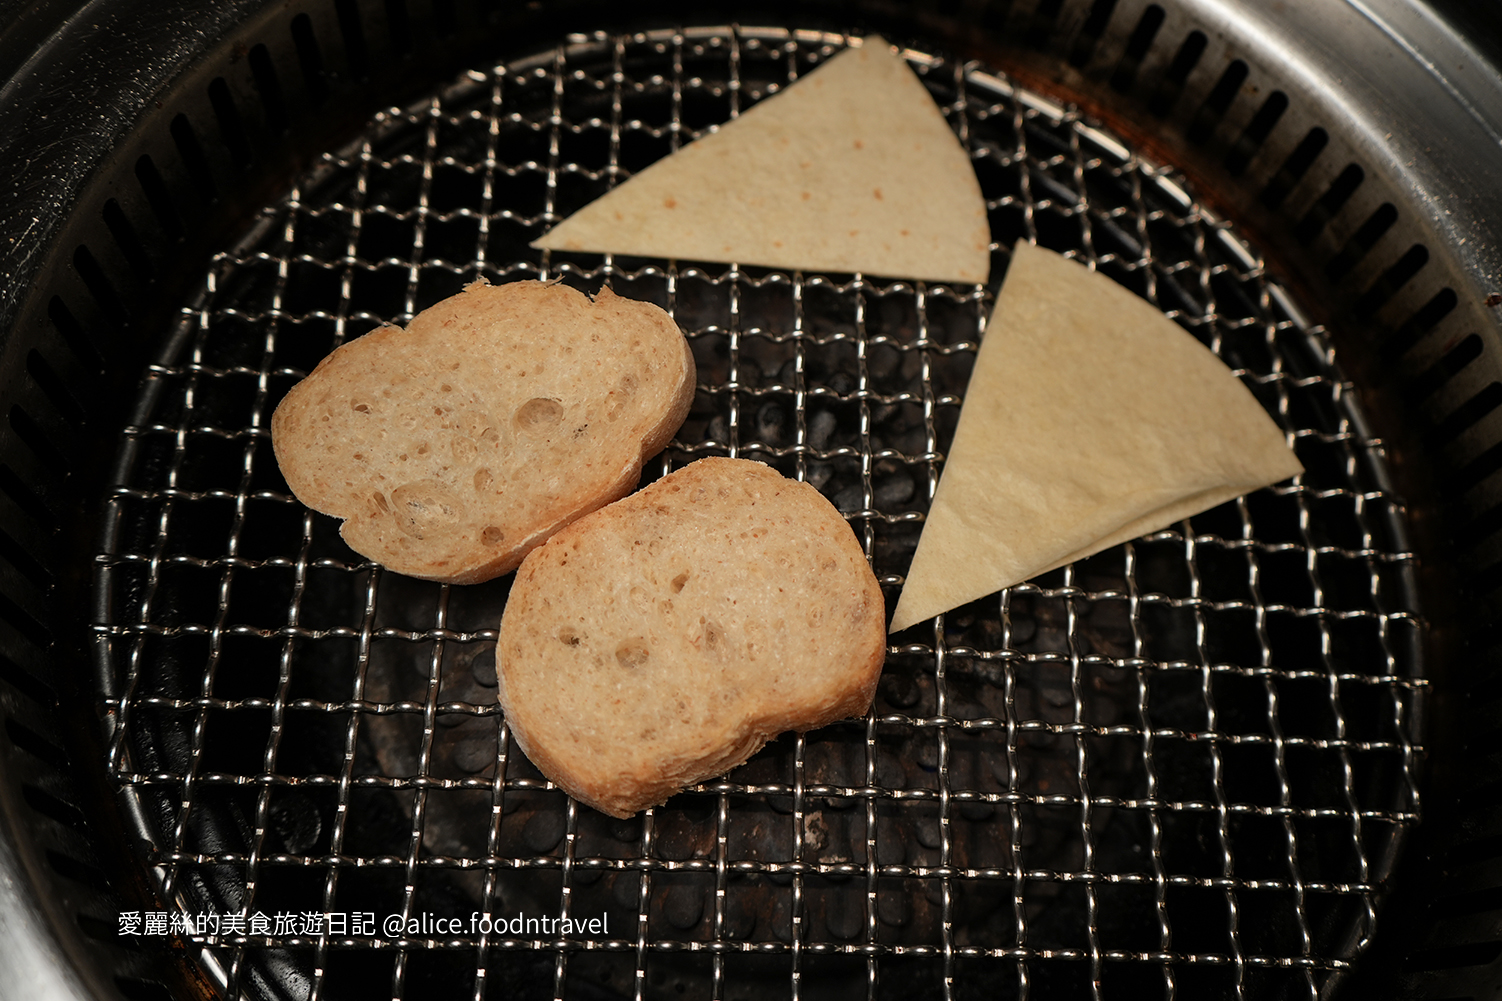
top-left (532, 36), bottom-right (990, 284)
top-left (888, 242), bottom-right (1303, 633)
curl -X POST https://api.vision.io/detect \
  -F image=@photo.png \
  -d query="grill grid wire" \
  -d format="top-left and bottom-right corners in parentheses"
top-left (91, 26), bottom-right (1424, 1001)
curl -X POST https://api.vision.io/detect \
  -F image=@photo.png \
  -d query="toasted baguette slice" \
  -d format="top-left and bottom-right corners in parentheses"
top-left (271, 280), bottom-right (695, 584)
top-left (496, 457), bottom-right (887, 818)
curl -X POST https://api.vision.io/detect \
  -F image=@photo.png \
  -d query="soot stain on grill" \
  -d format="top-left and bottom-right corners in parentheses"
top-left (93, 28), bottom-right (1425, 1001)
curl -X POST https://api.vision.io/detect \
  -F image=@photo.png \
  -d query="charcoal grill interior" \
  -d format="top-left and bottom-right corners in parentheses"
top-left (0, 3), bottom-right (1498, 1001)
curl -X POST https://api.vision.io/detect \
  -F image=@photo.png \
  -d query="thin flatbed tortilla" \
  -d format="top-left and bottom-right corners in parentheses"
top-left (888, 241), bottom-right (1303, 633)
top-left (533, 36), bottom-right (990, 284)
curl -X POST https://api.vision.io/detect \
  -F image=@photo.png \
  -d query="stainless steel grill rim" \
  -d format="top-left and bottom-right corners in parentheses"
top-left (87, 26), bottom-right (1425, 1001)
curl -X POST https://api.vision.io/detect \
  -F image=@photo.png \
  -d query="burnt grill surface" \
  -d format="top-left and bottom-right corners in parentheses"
top-left (87, 29), bottom-right (1425, 1000)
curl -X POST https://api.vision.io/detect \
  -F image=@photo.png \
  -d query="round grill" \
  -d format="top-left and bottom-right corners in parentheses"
top-left (93, 27), bottom-right (1423, 1001)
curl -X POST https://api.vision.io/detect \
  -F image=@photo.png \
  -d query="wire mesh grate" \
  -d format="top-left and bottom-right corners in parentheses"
top-left (92, 26), bottom-right (1424, 1001)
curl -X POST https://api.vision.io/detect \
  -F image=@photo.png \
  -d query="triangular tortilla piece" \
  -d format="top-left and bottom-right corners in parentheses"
top-left (533, 36), bottom-right (990, 284)
top-left (888, 242), bottom-right (1303, 633)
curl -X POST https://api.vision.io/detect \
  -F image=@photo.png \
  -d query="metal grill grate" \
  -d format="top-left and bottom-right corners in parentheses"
top-left (92, 27), bottom-right (1425, 1001)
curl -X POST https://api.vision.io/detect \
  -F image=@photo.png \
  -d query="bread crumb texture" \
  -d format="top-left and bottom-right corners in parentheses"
top-left (270, 281), bottom-right (694, 583)
top-left (496, 457), bottom-right (887, 818)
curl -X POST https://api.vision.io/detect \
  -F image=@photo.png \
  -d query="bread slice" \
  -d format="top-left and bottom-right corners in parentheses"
top-left (270, 280), bottom-right (695, 584)
top-left (496, 457), bottom-right (887, 818)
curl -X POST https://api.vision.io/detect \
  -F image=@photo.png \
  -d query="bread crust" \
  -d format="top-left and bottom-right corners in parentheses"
top-left (496, 457), bottom-right (888, 818)
top-left (270, 280), bottom-right (695, 583)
